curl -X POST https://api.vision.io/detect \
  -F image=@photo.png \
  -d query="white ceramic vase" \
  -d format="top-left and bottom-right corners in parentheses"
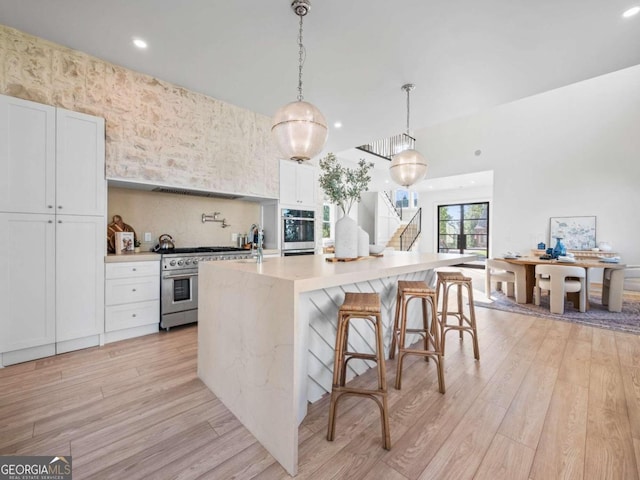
top-left (358, 227), bottom-right (369, 257)
top-left (335, 214), bottom-right (358, 259)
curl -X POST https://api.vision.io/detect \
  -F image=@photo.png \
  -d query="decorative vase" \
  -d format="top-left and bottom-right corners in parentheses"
top-left (334, 214), bottom-right (358, 259)
top-left (598, 241), bottom-right (612, 252)
top-left (552, 237), bottom-right (566, 259)
top-left (358, 227), bottom-right (369, 257)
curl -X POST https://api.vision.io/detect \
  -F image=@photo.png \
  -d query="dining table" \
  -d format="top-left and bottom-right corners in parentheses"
top-left (500, 256), bottom-right (627, 311)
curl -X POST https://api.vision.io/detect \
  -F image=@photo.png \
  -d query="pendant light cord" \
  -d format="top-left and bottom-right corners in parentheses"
top-left (297, 14), bottom-right (306, 101)
top-left (406, 87), bottom-right (411, 135)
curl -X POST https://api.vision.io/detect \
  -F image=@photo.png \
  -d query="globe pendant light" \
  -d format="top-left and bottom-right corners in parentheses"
top-left (272, 0), bottom-right (328, 163)
top-left (389, 83), bottom-right (428, 187)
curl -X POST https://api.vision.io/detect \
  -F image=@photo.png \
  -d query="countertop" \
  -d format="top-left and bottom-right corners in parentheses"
top-left (105, 248), bottom-right (281, 263)
top-left (202, 251), bottom-right (476, 292)
top-left (105, 252), bottom-right (160, 263)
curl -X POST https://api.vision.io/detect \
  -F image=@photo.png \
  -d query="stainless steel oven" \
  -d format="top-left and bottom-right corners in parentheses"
top-left (161, 267), bottom-right (199, 330)
top-left (281, 208), bottom-right (315, 252)
top-left (160, 247), bottom-right (251, 330)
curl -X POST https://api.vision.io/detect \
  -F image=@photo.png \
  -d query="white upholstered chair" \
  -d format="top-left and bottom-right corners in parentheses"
top-left (534, 264), bottom-right (586, 314)
top-left (485, 259), bottom-right (527, 303)
top-left (602, 265), bottom-right (640, 312)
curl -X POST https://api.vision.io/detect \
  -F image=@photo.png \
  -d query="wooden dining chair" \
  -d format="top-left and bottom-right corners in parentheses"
top-left (534, 264), bottom-right (586, 314)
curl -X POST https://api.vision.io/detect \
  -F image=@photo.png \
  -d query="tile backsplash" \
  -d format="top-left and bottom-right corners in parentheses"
top-left (108, 187), bottom-right (261, 250)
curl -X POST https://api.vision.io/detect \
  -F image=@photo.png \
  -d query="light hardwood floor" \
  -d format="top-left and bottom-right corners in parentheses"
top-left (1, 299), bottom-right (639, 479)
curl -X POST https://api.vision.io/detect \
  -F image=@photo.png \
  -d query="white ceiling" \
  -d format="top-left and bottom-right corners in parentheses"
top-left (1, 0), bottom-right (639, 156)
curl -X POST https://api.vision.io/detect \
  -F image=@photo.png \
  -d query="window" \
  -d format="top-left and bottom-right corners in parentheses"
top-left (322, 204), bottom-right (334, 240)
top-left (437, 202), bottom-right (489, 265)
top-left (394, 189), bottom-right (419, 209)
top-left (395, 189), bottom-right (409, 208)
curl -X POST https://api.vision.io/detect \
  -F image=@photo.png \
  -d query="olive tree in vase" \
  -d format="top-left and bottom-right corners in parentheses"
top-left (318, 153), bottom-right (373, 259)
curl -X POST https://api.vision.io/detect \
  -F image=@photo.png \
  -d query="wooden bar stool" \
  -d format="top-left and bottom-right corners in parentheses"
top-left (435, 271), bottom-right (480, 360)
top-left (327, 292), bottom-right (391, 450)
top-left (389, 280), bottom-right (444, 393)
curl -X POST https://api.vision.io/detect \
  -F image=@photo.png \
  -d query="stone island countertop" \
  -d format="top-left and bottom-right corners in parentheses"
top-left (197, 251), bottom-right (475, 476)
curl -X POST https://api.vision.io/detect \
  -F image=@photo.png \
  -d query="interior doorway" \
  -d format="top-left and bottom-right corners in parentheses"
top-left (437, 202), bottom-right (489, 267)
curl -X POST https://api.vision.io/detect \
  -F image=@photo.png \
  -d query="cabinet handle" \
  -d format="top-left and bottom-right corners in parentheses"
top-left (132, 288), bottom-right (137, 292)
top-left (132, 313), bottom-right (137, 318)
top-left (58, 220), bottom-right (62, 224)
top-left (132, 268), bottom-right (137, 271)
top-left (48, 205), bottom-right (53, 209)
top-left (58, 205), bottom-right (63, 209)
top-left (48, 220), bottom-right (53, 224)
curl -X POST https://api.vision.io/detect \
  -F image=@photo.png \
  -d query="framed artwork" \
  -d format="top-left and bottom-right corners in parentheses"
top-left (549, 216), bottom-right (596, 250)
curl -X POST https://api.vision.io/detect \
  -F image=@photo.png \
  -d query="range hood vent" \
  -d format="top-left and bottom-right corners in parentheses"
top-left (151, 187), bottom-right (241, 200)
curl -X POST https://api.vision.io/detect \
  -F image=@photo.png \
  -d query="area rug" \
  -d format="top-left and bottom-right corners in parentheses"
top-left (475, 290), bottom-right (640, 334)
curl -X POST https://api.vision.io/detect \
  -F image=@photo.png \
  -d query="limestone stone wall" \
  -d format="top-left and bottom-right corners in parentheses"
top-left (0, 24), bottom-right (279, 198)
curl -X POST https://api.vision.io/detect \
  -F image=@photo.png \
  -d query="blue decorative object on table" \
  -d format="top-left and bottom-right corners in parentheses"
top-left (552, 237), bottom-right (566, 259)
top-left (537, 242), bottom-right (546, 250)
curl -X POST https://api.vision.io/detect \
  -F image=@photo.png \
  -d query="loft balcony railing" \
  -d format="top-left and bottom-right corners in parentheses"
top-left (356, 133), bottom-right (415, 161)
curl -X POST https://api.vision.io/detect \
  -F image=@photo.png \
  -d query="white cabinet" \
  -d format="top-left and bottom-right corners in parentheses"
top-left (0, 95), bottom-right (56, 214)
top-left (55, 108), bottom-right (106, 216)
top-left (0, 96), bottom-right (105, 215)
top-left (0, 214), bottom-right (56, 353)
top-left (279, 160), bottom-right (316, 207)
top-left (56, 216), bottom-right (105, 344)
top-left (105, 261), bottom-right (159, 341)
top-left (0, 95), bottom-right (106, 365)
top-left (0, 214), bottom-right (106, 360)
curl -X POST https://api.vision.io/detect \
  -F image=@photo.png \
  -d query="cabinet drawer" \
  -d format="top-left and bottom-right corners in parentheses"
top-left (105, 275), bottom-right (159, 305)
top-left (105, 300), bottom-right (159, 331)
top-left (106, 261), bottom-right (159, 279)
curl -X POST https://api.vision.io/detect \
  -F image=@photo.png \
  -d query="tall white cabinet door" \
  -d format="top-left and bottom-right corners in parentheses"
top-left (0, 95), bottom-right (56, 214)
top-left (279, 160), bottom-right (298, 206)
top-left (296, 165), bottom-right (316, 207)
top-left (279, 160), bottom-right (317, 207)
top-left (55, 215), bottom-right (105, 342)
top-left (56, 109), bottom-right (105, 216)
top-left (0, 213), bottom-right (56, 352)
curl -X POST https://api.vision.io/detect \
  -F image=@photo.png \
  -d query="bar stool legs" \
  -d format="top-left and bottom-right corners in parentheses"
top-left (436, 272), bottom-right (480, 360)
top-left (327, 292), bottom-right (390, 449)
top-left (389, 280), bottom-right (445, 393)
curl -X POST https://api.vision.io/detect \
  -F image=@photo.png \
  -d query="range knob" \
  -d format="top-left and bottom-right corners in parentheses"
top-left (169, 260), bottom-right (177, 266)
top-left (177, 259), bottom-right (184, 266)
top-left (185, 258), bottom-right (192, 265)
top-left (193, 258), bottom-right (199, 265)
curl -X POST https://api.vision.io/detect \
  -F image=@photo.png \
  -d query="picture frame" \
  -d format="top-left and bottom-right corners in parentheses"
top-left (114, 231), bottom-right (135, 255)
top-left (549, 216), bottom-right (596, 250)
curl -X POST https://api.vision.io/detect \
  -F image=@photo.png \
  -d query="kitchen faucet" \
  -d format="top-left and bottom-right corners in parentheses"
top-left (249, 223), bottom-right (264, 264)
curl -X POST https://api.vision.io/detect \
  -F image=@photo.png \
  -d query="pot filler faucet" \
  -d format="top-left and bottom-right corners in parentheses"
top-left (249, 224), bottom-right (264, 264)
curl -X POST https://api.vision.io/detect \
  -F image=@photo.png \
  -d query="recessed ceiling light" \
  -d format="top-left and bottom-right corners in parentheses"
top-left (623, 6), bottom-right (640, 17)
top-left (133, 38), bottom-right (148, 49)
top-left (333, 121), bottom-right (342, 129)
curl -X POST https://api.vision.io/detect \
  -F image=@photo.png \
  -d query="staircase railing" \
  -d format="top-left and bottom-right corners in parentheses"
top-left (356, 133), bottom-right (416, 161)
top-left (382, 190), bottom-right (402, 221)
top-left (400, 208), bottom-right (422, 251)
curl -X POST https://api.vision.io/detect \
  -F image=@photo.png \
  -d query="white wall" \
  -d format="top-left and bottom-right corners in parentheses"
top-left (415, 64), bottom-right (640, 264)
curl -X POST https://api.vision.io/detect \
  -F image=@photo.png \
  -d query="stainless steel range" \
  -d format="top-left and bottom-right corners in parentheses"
top-left (160, 247), bottom-right (251, 330)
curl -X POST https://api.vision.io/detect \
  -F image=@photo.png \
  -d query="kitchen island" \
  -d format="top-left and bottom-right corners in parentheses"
top-left (197, 251), bottom-right (475, 476)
